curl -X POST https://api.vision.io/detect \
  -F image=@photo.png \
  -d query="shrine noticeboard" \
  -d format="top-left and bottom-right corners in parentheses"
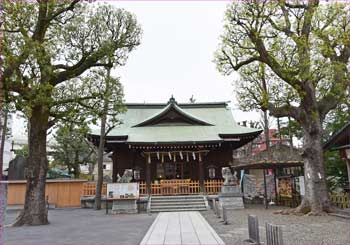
top-left (106, 183), bottom-right (139, 199)
top-left (277, 178), bottom-right (293, 198)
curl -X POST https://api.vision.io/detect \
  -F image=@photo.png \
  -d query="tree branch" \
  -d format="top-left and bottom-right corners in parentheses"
top-left (268, 102), bottom-right (304, 123)
top-left (47, 0), bottom-right (80, 23)
top-left (222, 50), bottom-right (260, 71)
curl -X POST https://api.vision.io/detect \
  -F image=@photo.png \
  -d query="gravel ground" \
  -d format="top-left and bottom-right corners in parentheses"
top-left (4, 208), bottom-right (156, 244)
top-left (202, 205), bottom-right (350, 245)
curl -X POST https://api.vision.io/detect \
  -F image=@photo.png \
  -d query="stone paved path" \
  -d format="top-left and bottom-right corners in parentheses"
top-left (140, 211), bottom-right (225, 245)
top-left (4, 209), bottom-right (155, 244)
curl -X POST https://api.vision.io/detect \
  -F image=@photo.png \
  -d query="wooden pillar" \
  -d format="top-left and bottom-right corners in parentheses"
top-left (146, 160), bottom-right (151, 196)
top-left (273, 168), bottom-right (278, 203)
top-left (199, 160), bottom-right (205, 193)
top-left (340, 149), bottom-right (350, 194)
top-left (346, 158), bottom-right (350, 192)
top-left (112, 152), bottom-right (118, 183)
top-left (263, 169), bottom-right (268, 209)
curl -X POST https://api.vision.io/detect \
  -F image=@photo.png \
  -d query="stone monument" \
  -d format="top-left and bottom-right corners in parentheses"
top-left (111, 169), bottom-right (138, 214)
top-left (219, 167), bottom-right (244, 209)
top-left (8, 156), bottom-right (26, 180)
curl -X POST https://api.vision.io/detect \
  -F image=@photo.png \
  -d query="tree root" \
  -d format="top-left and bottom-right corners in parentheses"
top-left (11, 209), bottom-right (49, 227)
top-left (273, 204), bottom-right (339, 217)
top-left (305, 211), bottom-right (328, 216)
top-left (11, 211), bottom-right (25, 227)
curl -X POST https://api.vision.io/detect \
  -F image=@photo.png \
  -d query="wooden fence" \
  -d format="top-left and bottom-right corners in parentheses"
top-left (7, 179), bottom-right (87, 208)
top-left (82, 182), bottom-right (107, 196)
top-left (330, 193), bottom-right (350, 209)
top-left (205, 179), bottom-right (223, 194)
top-left (82, 179), bottom-right (223, 197)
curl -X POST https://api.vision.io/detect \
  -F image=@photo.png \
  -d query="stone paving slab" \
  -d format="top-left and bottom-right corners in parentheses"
top-left (140, 211), bottom-right (225, 245)
top-left (4, 209), bottom-right (156, 244)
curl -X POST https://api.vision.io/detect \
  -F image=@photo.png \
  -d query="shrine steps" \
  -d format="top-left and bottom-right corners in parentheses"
top-left (150, 195), bottom-right (208, 213)
top-left (329, 209), bottom-right (350, 219)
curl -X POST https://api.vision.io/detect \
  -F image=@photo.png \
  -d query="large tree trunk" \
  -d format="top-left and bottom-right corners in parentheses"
top-left (72, 152), bottom-right (81, 178)
top-left (95, 66), bottom-right (111, 210)
top-left (0, 110), bottom-right (2, 180)
top-left (0, 109), bottom-right (8, 180)
top-left (263, 110), bottom-right (270, 155)
top-left (287, 116), bottom-right (293, 151)
top-left (13, 106), bottom-right (49, 226)
top-left (94, 114), bottom-right (106, 210)
top-left (276, 117), bottom-right (282, 148)
top-left (295, 120), bottom-right (332, 215)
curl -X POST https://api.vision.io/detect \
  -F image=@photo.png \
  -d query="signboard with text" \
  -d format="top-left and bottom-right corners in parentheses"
top-left (106, 183), bottom-right (139, 199)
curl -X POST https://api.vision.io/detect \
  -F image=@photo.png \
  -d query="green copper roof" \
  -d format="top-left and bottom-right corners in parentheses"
top-left (91, 99), bottom-right (261, 144)
top-left (133, 99), bottom-right (213, 127)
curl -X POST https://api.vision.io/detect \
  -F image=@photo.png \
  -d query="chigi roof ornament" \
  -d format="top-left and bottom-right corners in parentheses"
top-left (167, 95), bottom-right (177, 104)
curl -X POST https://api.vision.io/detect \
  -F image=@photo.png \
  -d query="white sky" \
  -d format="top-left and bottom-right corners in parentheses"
top-left (12, 1), bottom-right (260, 140)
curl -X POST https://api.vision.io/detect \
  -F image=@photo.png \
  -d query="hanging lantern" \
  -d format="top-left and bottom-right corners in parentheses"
top-left (179, 151), bottom-right (183, 160)
top-left (168, 152), bottom-right (172, 160)
top-left (161, 153), bottom-right (164, 163)
top-left (192, 152), bottom-right (196, 160)
top-left (186, 152), bottom-right (189, 162)
top-left (198, 153), bottom-right (202, 162)
top-left (147, 154), bottom-right (151, 164)
top-left (173, 153), bottom-right (176, 162)
top-left (157, 152), bottom-right (160, 160)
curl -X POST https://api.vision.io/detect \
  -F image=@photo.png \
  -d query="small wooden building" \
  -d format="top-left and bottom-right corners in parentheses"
top-left (89, 97), bottom-right (261, 195)
top-left (232, 144), bottom-right (304, 208)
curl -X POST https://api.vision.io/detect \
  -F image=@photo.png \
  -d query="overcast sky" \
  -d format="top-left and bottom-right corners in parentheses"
top-left (12, 1), bottom-right (260, 139)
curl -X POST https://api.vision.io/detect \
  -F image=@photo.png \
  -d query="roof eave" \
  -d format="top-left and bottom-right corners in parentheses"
top-left (324, 122), bottom-right (350, 151)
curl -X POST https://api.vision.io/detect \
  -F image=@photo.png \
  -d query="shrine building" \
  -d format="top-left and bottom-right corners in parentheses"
top-left (89, 97), bottom-right (262, 195)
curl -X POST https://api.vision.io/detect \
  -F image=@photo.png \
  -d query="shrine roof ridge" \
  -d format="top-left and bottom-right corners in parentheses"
top-left (124, 101), bottom-right (230, 109)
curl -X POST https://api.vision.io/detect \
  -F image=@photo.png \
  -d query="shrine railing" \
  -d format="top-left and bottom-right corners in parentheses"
top-left (205, 179), bottom-right (224, 194)
top-left (82, 179), bottom-right (224, 197)
top-left (82, 182), bottom-right (107, 196)
top-left (139, 179), bottom-right (223, 196)
top-left (330, 193), bottom-right (350, 209)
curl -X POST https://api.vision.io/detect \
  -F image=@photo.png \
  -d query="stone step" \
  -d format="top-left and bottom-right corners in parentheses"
top-left (150, 207), bottom-right (207, 213)
top-left (151, 202), bottom-right (205, 207)
top-left (151, 196), bottom-right (204, 200)
top-left (329, 212), bottom-right (350, 219)
top-left (151, 199), bottom-right (204, 204)
top-left (151, 204), bottom-right (206, 209)
top-left (149, 195), bottom-right (207, 213)
top-left (152, 195), bottom-right (204, 197)
top-left (335, 209), bottom-right (350, 216)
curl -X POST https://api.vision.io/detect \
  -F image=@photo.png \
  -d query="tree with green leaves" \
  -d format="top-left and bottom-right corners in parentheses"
top-left (279, 117), bottom-right (303, 146)
top-left (235, 63), bottom-right (274, 154)
top-left (52, 123), bottom-right (96, 178)
top-left (215, 0), bottom-right (350, 215)
top-left (86, 67), bottom-right (125, 210)
top-left (2, 0), bottom-right (141, 225)
top-left (14, 144), bottom-right (29, 158)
